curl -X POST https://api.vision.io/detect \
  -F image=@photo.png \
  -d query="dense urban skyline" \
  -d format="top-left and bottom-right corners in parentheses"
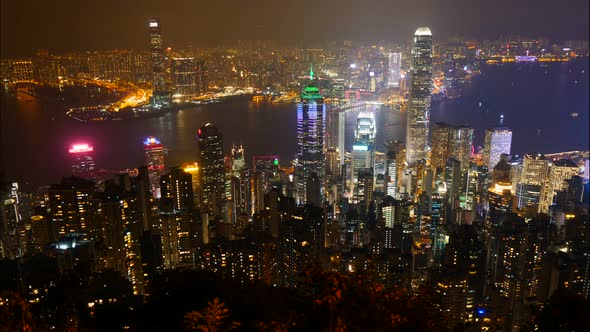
top-left (1, 0), bottom-right (589, 57)
top-left (0, 3), bottom-right (588, 331)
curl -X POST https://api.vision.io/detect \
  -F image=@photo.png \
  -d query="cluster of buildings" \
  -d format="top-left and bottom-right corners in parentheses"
top-left (0, 23), bottom-right (589, 332)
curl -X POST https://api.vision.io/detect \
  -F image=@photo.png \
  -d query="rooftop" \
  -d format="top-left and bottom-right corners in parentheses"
top-left (415, 27), bottom-right (432, 36)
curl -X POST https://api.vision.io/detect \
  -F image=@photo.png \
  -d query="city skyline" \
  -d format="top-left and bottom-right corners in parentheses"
top-left (0, 8), bottom-right (588, 332)
top-left (1, 0), bottom-right (589, 57)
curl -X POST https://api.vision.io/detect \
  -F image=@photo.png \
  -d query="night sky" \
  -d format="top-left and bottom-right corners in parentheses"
top-left (1, 0), bottom-right (589, 57)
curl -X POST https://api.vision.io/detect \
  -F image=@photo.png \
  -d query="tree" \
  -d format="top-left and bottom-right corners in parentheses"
top-left (184, 297), bottom-right (240, 332)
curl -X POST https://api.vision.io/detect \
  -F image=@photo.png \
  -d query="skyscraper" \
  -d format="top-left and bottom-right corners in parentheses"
top-left (171, 57), bottom-right (197, 97)
top-left (144, 136), bottom-right (166, 199)
top-left (406, 27), bottom-right (433, 165)
top-left (351, 111), bottom-right (376, 202)
top-left (483, 127), bottom-right (513, 170)
top-left (198, 123), bottom-right (225, 215)
top-left (516, 154), bottom-right (549, 212)
top-left (430, 122), bottom-right (473, 175)
top-left (195, 60), bottom-right (208, 94)
top-left (296, 70), bottom-right (325, 205)
top-left (148, 18), bottom-right (170, 105)
top-left (69, 143), bottom-right (95, 178)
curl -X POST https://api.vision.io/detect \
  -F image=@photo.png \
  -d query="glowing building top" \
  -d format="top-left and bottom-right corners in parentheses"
top-left (415, 27), bottom-right (432, 36)
top-left (355, 111), bottom-right (376, 144)
top-left (69, 144), bottom-right (94, 154)
top-left (144, 136), bottom-right (163, 148)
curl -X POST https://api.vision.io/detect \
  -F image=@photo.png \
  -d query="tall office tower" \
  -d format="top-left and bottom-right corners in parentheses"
top-left (463, 163), bottom-right (479, 211)
top-left (295, 71), bottom-right (326, 205)
top-left (253, 156), bottom-right (280, 193)
top-left (0, 183), bottom-right (23, 259)
top-left (171, 57), bottom-right (197, 97)
top-left (195, 60), bottom-right (208, 94)
top-left (47, 177), bottom-right (95, 239)
top-left (445, 158), bottom-right (462, 211)
top-left (144, 136), bottom-right (166, 199)
top-left (487, 157), bottom-right (514, 224)
top-left (325, 147), bottom-right (340, 181)
top-left (231, 145), bottom-right (245, 178)
top-left (182, 162), bottom-right (200, 208)
top-left (198, 123), bottom-right (225, 215)
top-left (443, 49), bottom-right (456, 91)
top-left (351, 111), bottom-right (376, 202)
top-left (356, 168), bottom-right (374, 213)
top-left (69, 143), bottom-right (96, 178)
top-left (251, 156), bottom-right (280, 212)
top-left (430, 122), bottom-right (473, 175)
top-left (148, 18), bottom-right (169, 105)
top-left (385, 150), bottom-right (398, 198)
top-left (327, 109), bottom-right (345, 165)
top-left (229, 145), bottom-right (250, 215)
top-left (406, 27), bottom-right (433, 165)
top-left (535, 159), bottom-right (579, 214)
top-left (517, 154), bottom-right (549, 212)
top-left (137, 166), bottom-right (153, 233)
top-left (388, 52), bottom-right (402, 87)
top-left (549, 159), bottom-right (579, 194)
top-left (483, 127), bottom-right (513, 170)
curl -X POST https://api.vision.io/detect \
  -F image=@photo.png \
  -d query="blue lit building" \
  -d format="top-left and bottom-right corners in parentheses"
top-left (296, 70), bottom-right (325, 205)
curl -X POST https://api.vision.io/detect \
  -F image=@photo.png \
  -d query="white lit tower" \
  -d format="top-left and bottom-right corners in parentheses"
top-left (406, 27), bottom-right (433, 165)
top-left (483, 127), bottom-right (512, 170)
top-left (148, 18), bottom-right (170, 105)
top-left (351, 111), bottom-right (376, 202)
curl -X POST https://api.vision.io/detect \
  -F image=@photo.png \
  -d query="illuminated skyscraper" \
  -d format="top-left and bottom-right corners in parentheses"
top-left (171, 57), bottom-right (197, 97)
top-left (148, 18), bottom-right (170, 105)
top-left (144, 136), bottom-right (166, 199)
top-left (406, 27), bottom-right (433, 165)
top-left (182, 162), bottom-right (201, 209)
top-left (327, 109), bottom-right (345, 165)
top-left (388, 52), bottom-right (402, 87)
top-left (516, 154), bottom-right (549, 212)
top-left (231, 145), bottom-right (245, 178)
top-left (253, 156), bottom-right (280, 194)
top-left (69, 143), bottom-right (95, 178)
top-left (385, 150), bottom-right (398, 198)
top-left (296, 70), bottom-right (325, 205)
top-left (195, 60), bottom-right (208, 94)
top-left (483, 127), bottom-right (512, 170)
top-left (351, 111), bottom-right (376, 202)
top-left (431, 122), bottom-right (473, 175)
top-left (198, 123), bottom-right (225, 215)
